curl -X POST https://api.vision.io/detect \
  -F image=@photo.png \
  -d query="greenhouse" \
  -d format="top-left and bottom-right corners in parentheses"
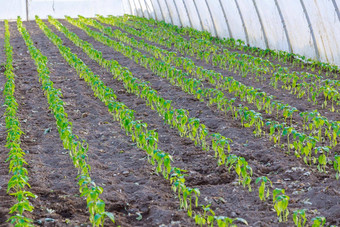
top-left (0, 0), bottom-right (339, 226)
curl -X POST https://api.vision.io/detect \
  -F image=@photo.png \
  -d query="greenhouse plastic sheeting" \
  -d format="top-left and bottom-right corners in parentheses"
top-left (139, 0), bottom-right (150, 18)
top-left (255, 0), bottom-right (290, 52)
top-left (182, 0), bottom-right (202, 31)
top-left (127, 0), bottom-right (136, 16)
top-left (303, 0), bottom-right (340, 65)
top-left (220, 0), bottom-right (247, 42)
top-left (174, 0), bottom-right (191, 28)
top-left (130, 0), bottom-right (142, 17)
top-left (150, 0), bottom-right (164, 21)
top-left (166, 0), bottom-right (182, 26)
top-left (157, 0), bottom-right (172, 24)
top-left (122, 0), bottom-right (132, 16)
top-left (0, 0), bottom-right (27, 20)
top-left (28, 0), bottom-right (124, 20)
top-left (0, 0), bottom-right (124, 20)
top-left (277, 0), bottom-right (316, 60)
top-left (192, 0), bottom-right (216, 36)
top-left (124, 0), bottom-right (340, 66)
top-left (206, 0), bottom-right (230, 38)
top-left (144, 0), bottom-right (157, 20)
top-left (237, 0), bottom-right (266, 49)
top-left (2, 0), bottom-right (340, 66)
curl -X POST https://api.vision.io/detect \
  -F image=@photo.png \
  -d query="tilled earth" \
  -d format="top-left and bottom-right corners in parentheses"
top-left (0, 19), bottom-right (339, 226)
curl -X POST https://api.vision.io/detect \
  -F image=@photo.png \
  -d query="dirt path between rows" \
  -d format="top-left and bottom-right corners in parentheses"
top-left (0, 19), bottom-right (339, 226)
top-left (25, 20), bottom-right (197, 226)
top-left (52, 19), bottom-right (340, 225)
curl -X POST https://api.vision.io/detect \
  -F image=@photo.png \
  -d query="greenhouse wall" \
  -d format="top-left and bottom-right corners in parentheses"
top-left (123, 0), bottom-right (340, 67)
top-left (0, 0), bottom-right (125, 20)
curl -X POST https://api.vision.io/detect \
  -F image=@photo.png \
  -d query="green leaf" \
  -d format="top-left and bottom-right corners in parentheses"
top-left (104, 212), bottom-right (115, 223)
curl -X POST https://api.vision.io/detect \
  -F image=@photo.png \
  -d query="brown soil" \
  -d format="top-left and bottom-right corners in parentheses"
top-left (0, 19), bottom-right (339, 227)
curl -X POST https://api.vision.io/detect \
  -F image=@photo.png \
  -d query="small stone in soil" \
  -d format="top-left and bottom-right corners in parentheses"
top-left (122, 171), bottom-right (129, 176)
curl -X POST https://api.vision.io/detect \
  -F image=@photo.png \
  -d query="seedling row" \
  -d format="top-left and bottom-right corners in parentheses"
top-left (1, 15), bottom-right (339, 226)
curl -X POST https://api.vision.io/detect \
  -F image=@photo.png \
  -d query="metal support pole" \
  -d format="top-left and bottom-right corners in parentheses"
top-left (204, 0), bottom-right (218, 36)
top-left (136, 0), bottom-right (146, 17)
top-left (26, 0), bottom-right (29, 21)
top-left (173, 0), bottom-right (183, 27)
top-left (252, 0), bottom-right (269, 49)
top-left (156, 0), bottom-right (166, 21)
top-left (126, 0), bottom-right (133, 15)
top-left (141, 0), bottom-right (151, 18)
top-left (332, 0), bottom-right (340, 22)
top-left (148, 0), bottom-right (158, 20)
top-left (192, 0), bottom-right (204, 31)
top-left (164, 0), bottom-right (174, 24)
top-left (130, 0), bottom-right (138, 16)
top-left (218, 0), bottom-right (233, 38)
top-left (274, 0), bottom-right (293, 52)
top-left (182, 0), bottom-right (193, 28)
top-left (299, 0), bottom-right (320, 60)
top-left (234, 0), bottom-right (249, 44)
